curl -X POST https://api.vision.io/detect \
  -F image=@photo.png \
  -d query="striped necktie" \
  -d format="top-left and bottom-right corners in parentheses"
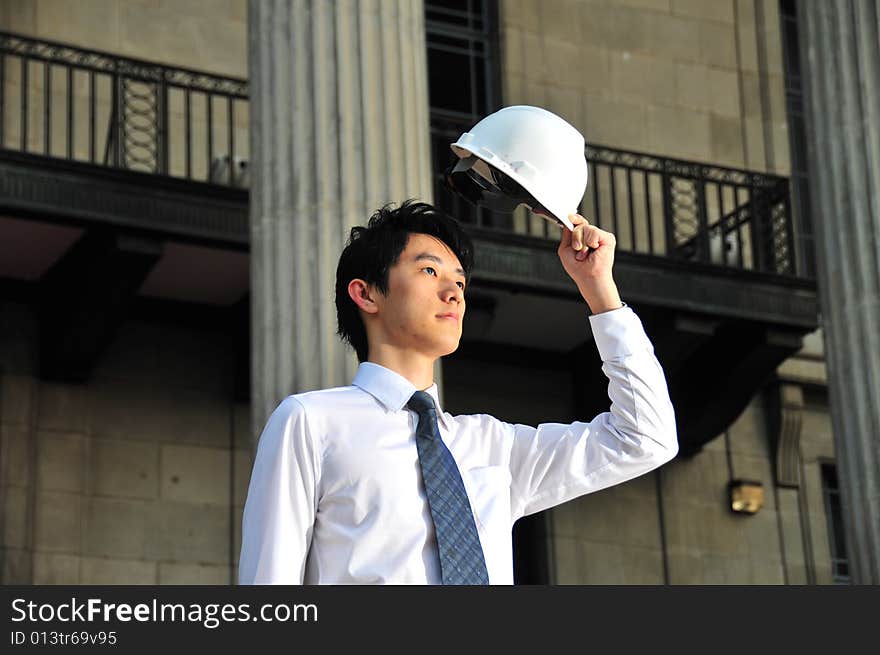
top-left (407, 390), bottom-right (489, 585)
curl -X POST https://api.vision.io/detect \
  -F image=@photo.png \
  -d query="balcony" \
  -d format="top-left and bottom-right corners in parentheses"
top-left (0, 31), bottom-right (249, 244)
top-left (0, 33), bottom-right (819, 454)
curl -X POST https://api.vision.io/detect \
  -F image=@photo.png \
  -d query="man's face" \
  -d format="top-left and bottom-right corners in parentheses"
top-left (371, 233), bottom-right (467, 360)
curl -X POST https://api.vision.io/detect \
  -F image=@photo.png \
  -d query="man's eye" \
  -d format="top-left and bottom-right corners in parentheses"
top-left (423, 267), bottom-right (436, 276)
top-left (456, 281), bottom-right (465, 290)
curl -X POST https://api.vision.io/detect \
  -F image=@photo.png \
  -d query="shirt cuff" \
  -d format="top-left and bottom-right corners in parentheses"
top-left (588, 304), bottom-right (654, 361)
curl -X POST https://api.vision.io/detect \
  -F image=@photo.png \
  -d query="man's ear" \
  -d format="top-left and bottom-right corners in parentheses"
top-left (348, 279), bottom-right (379, 314)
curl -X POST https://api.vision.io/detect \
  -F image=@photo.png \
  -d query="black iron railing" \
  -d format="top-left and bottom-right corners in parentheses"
top-left (584, 145), bottom-right (795, 277)
top-left (433, 123), bottom-right (801, 279)
top-left (2, 31), bottom-right (805, 279)
top-left (0, 31), bottom-right (249, 186)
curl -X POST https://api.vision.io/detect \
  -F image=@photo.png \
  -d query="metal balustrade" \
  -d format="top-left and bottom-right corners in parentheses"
top-left (0, 31), bottom-right (249, 186)
top-left (584, 144), bottom-right (795, 276)
top-left (1, 31), bottom-right (806, 279)
top-left (433, 123), bottom-right (801, 279)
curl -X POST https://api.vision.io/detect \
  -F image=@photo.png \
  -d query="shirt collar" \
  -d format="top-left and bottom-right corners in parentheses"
top-left (352, 362), bottom-right (450, 430)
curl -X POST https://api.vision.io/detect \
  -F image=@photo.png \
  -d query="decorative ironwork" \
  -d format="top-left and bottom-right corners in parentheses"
top-left (0, 31), bottom-right (248, 186)
top-left (770, 192), bottom-right (793, 274)
top-left (119, 79), bottom-right (160, 173)
top-left (669, 177), bottom-right (700, 256)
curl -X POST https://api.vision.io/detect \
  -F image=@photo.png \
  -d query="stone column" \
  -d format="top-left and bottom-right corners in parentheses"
top-left (248, 0), bottom-right (434, 441)
top-left (798, 0), bottom-right (880, 584)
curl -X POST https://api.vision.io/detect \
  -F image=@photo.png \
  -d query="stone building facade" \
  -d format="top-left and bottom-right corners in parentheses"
top-left (0, 0), bottom-right (847, 584)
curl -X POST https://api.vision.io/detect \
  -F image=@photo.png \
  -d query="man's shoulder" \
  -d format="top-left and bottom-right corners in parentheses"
top-left (263, 386), bottom-right (372, 440)
top-left (282, 384), bottom-right (367, 413)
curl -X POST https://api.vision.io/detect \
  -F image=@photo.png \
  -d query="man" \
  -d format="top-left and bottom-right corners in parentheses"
top-left (238, 200), bottom-right (677, 584)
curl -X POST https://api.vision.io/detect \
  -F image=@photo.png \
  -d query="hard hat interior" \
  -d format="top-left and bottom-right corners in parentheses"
top-left (444, 156), bottom-right (520, 214)
top-left (444, 155), bottom-right (562, 226)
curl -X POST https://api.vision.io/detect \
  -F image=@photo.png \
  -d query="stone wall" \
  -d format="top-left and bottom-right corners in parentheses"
top-left (0, 0), bottom-right (247, 77)
top-left (0, 301), bottom-right (249, 584)
top-left (500, 0), bottom-right (789, 172)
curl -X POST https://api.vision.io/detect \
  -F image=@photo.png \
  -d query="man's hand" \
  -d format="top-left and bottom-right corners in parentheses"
top-left (557, 214), bottom-right (623, 314)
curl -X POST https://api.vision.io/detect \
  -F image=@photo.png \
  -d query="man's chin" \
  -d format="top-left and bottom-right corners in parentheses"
top-left (439, 338), bottom-right (461, 358)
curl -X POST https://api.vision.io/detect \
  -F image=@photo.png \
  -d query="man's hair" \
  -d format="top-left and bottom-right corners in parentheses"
top-left (335, 200), bottom-right (474, 363)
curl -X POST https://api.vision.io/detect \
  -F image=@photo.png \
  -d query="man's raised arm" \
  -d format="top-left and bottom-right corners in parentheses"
top-left (503, 214), bottom-right (677, 519)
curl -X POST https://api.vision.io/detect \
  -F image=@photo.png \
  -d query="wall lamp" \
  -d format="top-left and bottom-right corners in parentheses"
top-left (728, 479), bottom-right (764, 515)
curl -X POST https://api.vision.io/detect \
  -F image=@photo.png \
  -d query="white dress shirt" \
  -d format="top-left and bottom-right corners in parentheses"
top-left (238, 305), bottom-right (678, 585)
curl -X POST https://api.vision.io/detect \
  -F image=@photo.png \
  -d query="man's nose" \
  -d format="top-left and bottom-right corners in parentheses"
top-left (441, 281), bottom-right (463, 304)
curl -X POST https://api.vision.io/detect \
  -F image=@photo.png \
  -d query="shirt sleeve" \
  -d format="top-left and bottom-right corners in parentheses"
top-left (238, 396), bottom-right (319, 584)
top-left (507, 305), bottom-right (678, 520)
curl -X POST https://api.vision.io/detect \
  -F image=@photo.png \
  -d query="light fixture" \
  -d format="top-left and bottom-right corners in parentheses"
top-left (728, 479), bottom-right (764, 515)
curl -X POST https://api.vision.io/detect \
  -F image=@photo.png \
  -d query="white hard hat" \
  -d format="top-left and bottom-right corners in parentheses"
top-left (446, 105), bottom-right (588, 231)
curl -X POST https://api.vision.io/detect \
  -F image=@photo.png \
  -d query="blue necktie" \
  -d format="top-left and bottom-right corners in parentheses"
top-left (407, 390), bottom-right (489, 585)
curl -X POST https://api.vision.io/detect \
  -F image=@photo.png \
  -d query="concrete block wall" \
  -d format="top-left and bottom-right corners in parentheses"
top-left (664, 399), bottom-right (787, 584)
top-left (500, 0), bottom-right (790, 174)
top-left (0, 301), bottom-right (250, 584)
top-left (0, 300), bottom-right (38, 583)
top-left (0, 0), bottom-right (247, 77)
top-left (545, 391), bottom-right (794, 584)
top-left (551, 471), bottom-right (665, 584)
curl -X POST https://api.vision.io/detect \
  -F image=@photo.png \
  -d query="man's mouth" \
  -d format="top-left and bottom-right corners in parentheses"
top-left (437, 313), bottom-right (459, 321)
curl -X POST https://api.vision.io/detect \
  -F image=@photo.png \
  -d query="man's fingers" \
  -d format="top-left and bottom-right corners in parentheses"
top-left (559, 214), bottom-right (599, 254)
top-left (558, 222), bottom-right (572, 251)
top-left (570, 214), bottom-right (589, 250)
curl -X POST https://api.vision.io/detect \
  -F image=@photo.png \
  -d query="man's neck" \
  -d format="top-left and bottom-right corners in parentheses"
top-left (366, 346), bottom-right (436, 390)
